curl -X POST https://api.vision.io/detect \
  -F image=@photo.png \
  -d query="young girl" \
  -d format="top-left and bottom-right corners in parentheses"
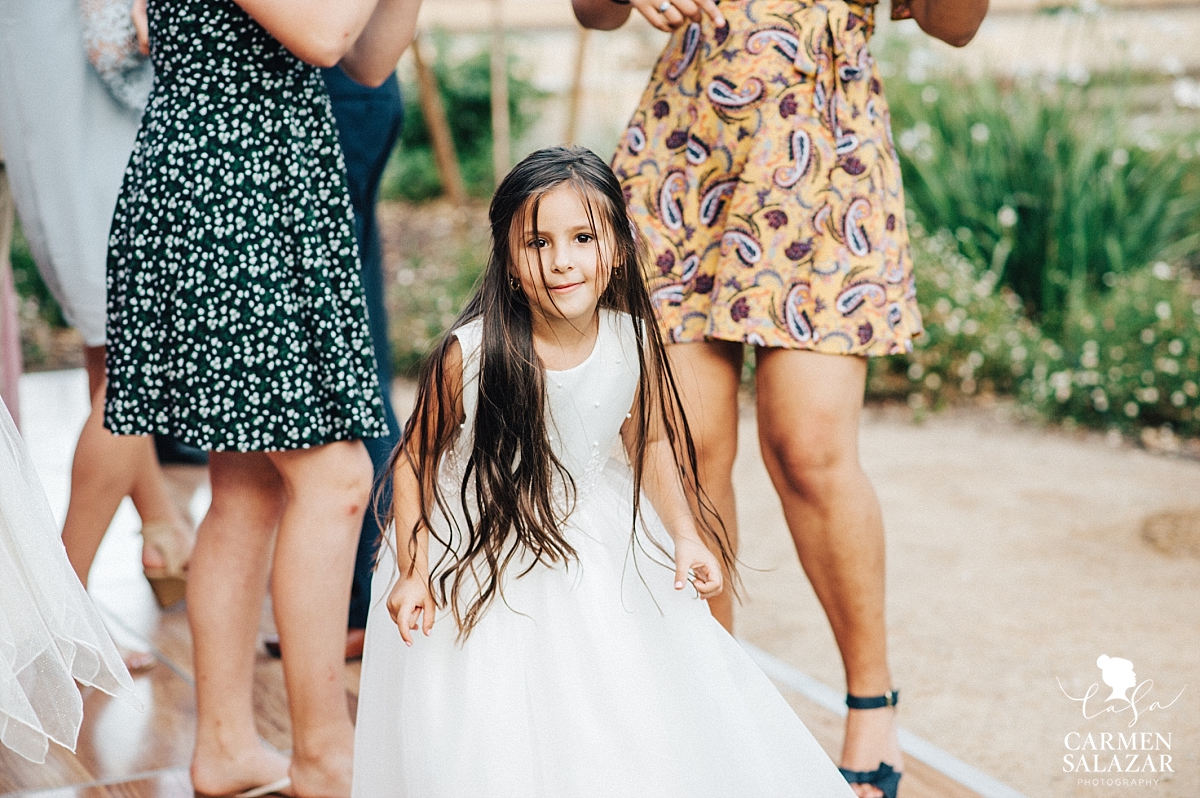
top-left (353, 146), bottom-right (855, 797)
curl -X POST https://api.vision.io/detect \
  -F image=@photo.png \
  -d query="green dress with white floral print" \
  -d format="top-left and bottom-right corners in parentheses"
top-left (104, 0), bottom-right (388, 452)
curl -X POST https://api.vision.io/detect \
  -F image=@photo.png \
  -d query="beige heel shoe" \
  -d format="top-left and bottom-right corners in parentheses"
top-left (140, 521), bottom-right (191, 607)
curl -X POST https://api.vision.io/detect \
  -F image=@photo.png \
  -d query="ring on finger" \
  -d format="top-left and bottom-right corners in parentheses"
top-left (657, 1), bottom-right (671, 11)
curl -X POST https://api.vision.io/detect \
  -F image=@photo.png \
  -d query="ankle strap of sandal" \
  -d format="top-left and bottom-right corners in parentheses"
top-left (846, 689), bottom-right (899, 710)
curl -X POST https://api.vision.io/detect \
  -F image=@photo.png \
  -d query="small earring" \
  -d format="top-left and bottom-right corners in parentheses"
top-left (509, 275), bottom-right (520, 290)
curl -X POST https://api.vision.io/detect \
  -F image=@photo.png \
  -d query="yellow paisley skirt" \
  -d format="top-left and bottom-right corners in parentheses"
top-left (613, 0), bottom-right (923, 355)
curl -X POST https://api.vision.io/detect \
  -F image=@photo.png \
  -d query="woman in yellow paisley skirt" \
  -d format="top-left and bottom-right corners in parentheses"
top-left (573, 0), bottom-right (988, 796)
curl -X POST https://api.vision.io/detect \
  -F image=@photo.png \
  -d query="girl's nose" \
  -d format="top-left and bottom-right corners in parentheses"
top-left (552, 247), bottom-right (573, 272)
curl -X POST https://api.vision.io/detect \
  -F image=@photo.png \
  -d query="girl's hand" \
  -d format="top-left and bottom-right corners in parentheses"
top-left (673, 536), bottom-right (723, 600)
top-left (632, 0), bottom-right (725, 33)
top-left (387, 575), bottom-right (435, 646)
top-left (132, 0), bottom-right (149, 56)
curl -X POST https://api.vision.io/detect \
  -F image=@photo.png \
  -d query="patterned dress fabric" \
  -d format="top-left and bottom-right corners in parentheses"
top-left (105, 0), bottom-right (388, 452)
top-left (613, 0), bottom-right (923, 355)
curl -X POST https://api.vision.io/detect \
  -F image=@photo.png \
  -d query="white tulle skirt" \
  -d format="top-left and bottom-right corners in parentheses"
top-left (353, 460), bottom-right (855, 798)
top-left (0, 399), bottom-right (137, 763)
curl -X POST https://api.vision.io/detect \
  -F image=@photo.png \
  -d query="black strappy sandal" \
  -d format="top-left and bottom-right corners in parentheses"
top-left (839, 689), bottom-right (903, 798)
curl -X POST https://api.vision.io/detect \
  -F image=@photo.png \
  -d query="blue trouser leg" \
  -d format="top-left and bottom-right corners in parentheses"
top-left (323, 66), bottom-right (405, 630)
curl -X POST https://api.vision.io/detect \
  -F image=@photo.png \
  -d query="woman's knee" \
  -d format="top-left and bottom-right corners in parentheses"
top-left (760, 422), bottom-right (858, 500)
top-left (274, 441), bottom-right (373, 519)
top-left (207, 452), bottom-right (286, 526)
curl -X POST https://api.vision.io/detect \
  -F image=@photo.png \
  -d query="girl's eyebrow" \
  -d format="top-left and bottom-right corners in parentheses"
top-left (526, 223), bottom-right (596, 235)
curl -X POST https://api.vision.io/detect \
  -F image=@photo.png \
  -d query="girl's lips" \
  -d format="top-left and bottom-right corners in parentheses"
top-left (549, 282), bottom-right (582, 293)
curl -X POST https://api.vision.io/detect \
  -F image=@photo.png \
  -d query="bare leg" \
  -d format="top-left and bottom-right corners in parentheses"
top-left (755, 348), bottom-right (901, 798)
top-left (665, 341), bottom-right (743, 632)
top-left (188, 451), bottom-right (291, 796)
top-left (62, 346), bottom-right (189, 583)
top-left (267, 440), bottom-right (372, 798)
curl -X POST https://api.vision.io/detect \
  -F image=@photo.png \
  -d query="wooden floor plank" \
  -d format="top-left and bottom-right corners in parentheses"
top-left (0, 744), bottom-right (95, 796)
top-left (6, 543), bottom-right (985, 798)
top-left (7, 768), bottom-right (192, 798)
top-left (67, 666), bottom-right (197, 785)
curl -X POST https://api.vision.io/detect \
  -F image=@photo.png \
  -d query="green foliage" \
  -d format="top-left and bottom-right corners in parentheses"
top-left (867, 229), bottom-right (1042, 407)
top-left (388, 207), bottom-right (490, 375)
top-left (868, 230), bottom-right (1200, 439)
top-left (9, 219), bottom-right (66, 329)
top-left (884, 65), bottom-right (1200, 335)
top-left (1020, 262), bottom-right (1200, 437)
top-left (381, 45), bottom-right (546, 203)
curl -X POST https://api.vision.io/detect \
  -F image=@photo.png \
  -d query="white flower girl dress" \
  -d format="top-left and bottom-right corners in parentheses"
top-left (0, 399), bottom-right (136, 763)
top-left (353, 310), bottom-right (855, 797)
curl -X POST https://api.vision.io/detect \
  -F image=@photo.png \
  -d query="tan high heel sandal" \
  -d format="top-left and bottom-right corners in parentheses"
top-left (140, 521), bottom-right (191, 607)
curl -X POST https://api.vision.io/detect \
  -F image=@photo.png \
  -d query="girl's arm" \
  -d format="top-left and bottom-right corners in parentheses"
top-left (233, 0), bottom-right (421, 86)
top-left (386, 339), bottom-right (465, 644)
top-left (621, 392), bottom-right (722, 599)
top-left (386, 442), bottom-right (434, 645)
top-left (905, 0), bottom-right (988, 48)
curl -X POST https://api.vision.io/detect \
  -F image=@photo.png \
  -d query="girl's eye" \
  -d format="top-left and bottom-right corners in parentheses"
top-left (528, 237), bottom-right (548, 248)
top-left (575, 233), bottom-right (594, 244)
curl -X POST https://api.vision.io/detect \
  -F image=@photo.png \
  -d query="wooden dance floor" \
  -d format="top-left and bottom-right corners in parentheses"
top-left (0, 578), bottom-right (978, 797)
top-left (3, 371), bottom-right (983, 797)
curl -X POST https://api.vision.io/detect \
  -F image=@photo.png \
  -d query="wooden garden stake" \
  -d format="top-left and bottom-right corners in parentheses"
top-left (412, 37), bottom-right (467, 206)
top-left (490, 0), bottom-right (511, 183)
top-left (565, 28), bottom-right (589, 145)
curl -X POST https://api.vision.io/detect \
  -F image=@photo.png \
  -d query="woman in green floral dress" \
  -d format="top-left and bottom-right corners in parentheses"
top-left (105, 0), bottom-right (419, 794)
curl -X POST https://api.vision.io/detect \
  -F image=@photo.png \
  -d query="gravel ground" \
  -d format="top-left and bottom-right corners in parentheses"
top-left (733, 401), bottom-right (1200, 798)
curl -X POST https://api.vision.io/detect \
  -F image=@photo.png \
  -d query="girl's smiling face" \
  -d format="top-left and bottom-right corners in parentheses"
top-left (511, 182), bottom-right (613, 335)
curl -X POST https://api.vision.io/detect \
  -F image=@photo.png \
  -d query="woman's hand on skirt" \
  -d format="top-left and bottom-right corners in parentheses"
top-left (632, 0), bottom-right (725, 33)
top-left (388, 575), bottom-right (436, 646)
top-left (131, 0), bottom-right (149, 55)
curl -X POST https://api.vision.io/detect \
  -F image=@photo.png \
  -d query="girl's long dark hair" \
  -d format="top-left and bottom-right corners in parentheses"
top-left (385, 146), bottom-right (733, 638)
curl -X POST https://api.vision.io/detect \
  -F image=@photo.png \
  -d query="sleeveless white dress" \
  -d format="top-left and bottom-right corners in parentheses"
top-left (0, 399), bottom-right (137, 763)
top-left (353, 310), bottom-right (855, 798)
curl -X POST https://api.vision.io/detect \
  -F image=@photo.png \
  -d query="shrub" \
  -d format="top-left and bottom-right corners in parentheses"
top-left (883, 62), bottom-right (1200, 335)
top-left (1021, 262), bottom-right (1200, 437)
top-left (867, 228), bottom-right (1042, 408)
top-left (386, 204), bottom-right (490, 375)
top-left (9, 220), bottom-right (65, 329)
top-left (381, 44), bottom-right (546, 202)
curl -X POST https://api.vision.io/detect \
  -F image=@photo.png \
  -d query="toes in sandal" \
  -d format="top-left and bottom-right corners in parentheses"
top-left (140, 521), bottom-right (190, 608)
top-left (839, 762), bottom-right (901, 798)
top-left (839, 690), bottom-right (902, 798)
top-left (194, 777), bottom-right (292, 798)
top-left (234, 778), bottom-right (292, 798)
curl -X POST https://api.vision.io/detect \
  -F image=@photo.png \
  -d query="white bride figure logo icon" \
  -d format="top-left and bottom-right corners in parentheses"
top-left (1097, 655), bottom-right (1137, 705)
top-left (1058, 655), bottom-right (1185, 727)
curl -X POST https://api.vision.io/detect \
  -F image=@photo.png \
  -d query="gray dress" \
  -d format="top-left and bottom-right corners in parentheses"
top-left (0, 0), bottom-right (143, 347)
